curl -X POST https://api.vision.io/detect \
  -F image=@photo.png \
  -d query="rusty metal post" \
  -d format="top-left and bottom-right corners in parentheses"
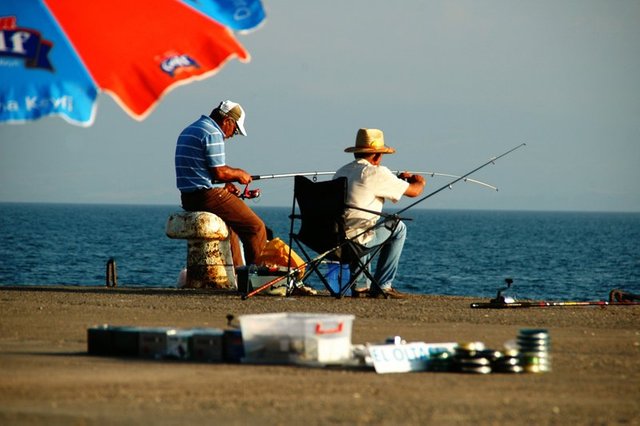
top-left (106, 258), bottom-right (117, 287)
top-left (165, 211), bottom-right (236, 289)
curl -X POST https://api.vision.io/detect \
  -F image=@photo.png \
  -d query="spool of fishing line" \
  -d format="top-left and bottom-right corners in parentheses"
top-left (517, 329), bottom-right (551, 373)
top-left (454, 342), bottom-right (492, 374)
top-left (491, 348), bottom-right (523, 373)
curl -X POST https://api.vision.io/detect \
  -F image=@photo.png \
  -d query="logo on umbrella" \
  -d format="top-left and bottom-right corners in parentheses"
top-left (160, 54), bottom-right (200, 78)
top-left (0, 16), bottom-right (54, 71)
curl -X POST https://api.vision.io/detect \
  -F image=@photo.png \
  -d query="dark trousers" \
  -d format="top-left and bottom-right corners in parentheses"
top-left (181, 188), bottom-right (267, 267)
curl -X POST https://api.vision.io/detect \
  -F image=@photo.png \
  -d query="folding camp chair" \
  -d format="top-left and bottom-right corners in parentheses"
top-left (287, 175), bottom-right (402, 298)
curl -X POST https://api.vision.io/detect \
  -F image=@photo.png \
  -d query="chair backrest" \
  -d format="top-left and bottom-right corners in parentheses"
top-left (293, 176), bottom-right (347, 258)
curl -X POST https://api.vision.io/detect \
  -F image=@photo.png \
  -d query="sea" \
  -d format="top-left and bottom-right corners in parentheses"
top-left (1, 203), bottom-right (639, 302)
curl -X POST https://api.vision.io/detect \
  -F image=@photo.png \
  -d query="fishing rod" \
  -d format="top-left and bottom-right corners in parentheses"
top-left (221, 168), bottom-right (498, 200)
top-left (400, 172), bottom-right (497, 191)
top-left (396, 143), bottom-right (526, 215)
top-left (470, 300), bottom-right (640, 309)
top-left (251, 171), bottom-right (333, 181)
top-left (470, 280), bottom-right (640, 308)
top-left (249, 171), bottom-right (497, 191)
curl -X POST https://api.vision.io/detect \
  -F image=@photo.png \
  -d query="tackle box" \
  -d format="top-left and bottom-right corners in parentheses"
top-left (236, 265), bottom-right (290, 294)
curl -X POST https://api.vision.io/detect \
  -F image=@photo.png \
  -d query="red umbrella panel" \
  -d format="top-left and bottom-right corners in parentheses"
top-left (0, 0), bottom-right (264, 126)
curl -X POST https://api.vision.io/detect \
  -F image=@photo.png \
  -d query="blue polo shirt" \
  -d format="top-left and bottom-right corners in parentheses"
top-left (175, 115), bottom-right (225, 192)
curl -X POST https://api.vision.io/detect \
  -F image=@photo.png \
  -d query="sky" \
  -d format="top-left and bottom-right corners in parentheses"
top-left (1, 0), bottom-right (639, 212)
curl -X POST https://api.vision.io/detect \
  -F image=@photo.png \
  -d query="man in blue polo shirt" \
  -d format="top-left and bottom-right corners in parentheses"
top-left (175, 100), bottom-right (267, 268)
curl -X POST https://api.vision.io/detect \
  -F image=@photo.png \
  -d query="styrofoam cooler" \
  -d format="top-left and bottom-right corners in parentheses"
top-left (239, 313), bottom-right (355, 365)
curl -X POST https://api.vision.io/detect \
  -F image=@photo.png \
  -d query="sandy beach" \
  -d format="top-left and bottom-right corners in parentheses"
top-left (0, 286), bottom-right (638, 425)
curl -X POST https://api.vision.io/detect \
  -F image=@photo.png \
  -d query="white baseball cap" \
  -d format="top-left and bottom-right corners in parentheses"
top-left (217, 100), bottom-right (247, 136)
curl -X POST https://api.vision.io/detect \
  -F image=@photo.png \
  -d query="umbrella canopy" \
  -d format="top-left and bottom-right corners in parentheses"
top-left (0, 0), bottom-right (265, 126)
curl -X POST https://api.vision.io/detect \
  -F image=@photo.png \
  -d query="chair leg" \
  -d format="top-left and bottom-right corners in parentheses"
top-left (346, 244), bottom-right (388, 298)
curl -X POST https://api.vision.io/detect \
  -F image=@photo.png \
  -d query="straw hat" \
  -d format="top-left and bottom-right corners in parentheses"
top-left (345, 128), bottom-right (396, 154)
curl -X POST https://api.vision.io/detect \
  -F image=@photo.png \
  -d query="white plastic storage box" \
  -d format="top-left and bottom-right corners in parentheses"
top-left (239, 313), bottom-right (355, 365)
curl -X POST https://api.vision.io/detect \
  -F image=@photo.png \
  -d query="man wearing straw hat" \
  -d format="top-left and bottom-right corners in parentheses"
top-left (334, 128), bottom-right (425, 299)
top-left (175, 100), bottom-right (267, 268)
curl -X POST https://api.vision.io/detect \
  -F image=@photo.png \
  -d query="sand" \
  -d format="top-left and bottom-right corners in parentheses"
top-left (0, 286), bottom-right (638, 425)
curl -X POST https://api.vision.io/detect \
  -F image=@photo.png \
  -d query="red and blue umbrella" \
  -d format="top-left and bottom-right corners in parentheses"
top-left (0, 0), bottom-right (265, 126)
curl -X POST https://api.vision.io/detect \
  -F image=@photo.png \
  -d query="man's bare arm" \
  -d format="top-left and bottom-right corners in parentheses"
top-left (398, 172), bottom-right (426, 198)
top-left (210, 165), bottom-right (252, 184)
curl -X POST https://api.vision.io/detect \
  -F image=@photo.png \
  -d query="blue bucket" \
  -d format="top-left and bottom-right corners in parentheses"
top-left (325, 262), bottom-right (350, 294)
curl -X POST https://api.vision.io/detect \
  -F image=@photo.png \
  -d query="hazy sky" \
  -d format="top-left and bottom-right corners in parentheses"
top-left (1, 0), bottom-right (639, 212)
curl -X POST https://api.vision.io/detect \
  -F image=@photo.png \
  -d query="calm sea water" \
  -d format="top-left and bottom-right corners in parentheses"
top-left (1, 203), bottom-right (638, 301)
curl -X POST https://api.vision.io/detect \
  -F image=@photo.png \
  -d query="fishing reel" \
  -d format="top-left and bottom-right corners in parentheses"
top-left (239, 184), bottom-right (261, 200)
top-left (490, 278), bottom-right (515, 304)
top-left (396, 171), bottom-right (412, 182)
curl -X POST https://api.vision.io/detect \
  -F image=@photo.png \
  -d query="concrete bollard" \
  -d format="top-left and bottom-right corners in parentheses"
top-left (165, 211), bottom-right (236, 290)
